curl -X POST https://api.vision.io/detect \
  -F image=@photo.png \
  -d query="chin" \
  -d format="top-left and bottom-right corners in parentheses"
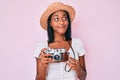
top-left (58, 30), bottom-right (66, 34)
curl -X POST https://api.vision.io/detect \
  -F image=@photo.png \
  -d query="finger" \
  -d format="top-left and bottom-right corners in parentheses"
top-left (69, 57), bottom-right (77, 62)
top-left (71, 67), bottom-right (77, 70)
top-left (68, 64), bottom-right (76, 70)
top-left (68, 60), bottom-right (79, 68)
top-left (43, 57), bottom-right (53, 61)
top-left (69, 57), bottom-right (76, 63)
top-left (69, 60), bottom-right (76, 65)
top-left (68, 62), bottom-right (75, 67)
top-left (68, 62), bottom-right (78, 70)
top-left (41, 52), bottom-right (51, 58)
top-left (69, 56), bottom-right (75, 60)
top-left (38, 48), bottom-right (47, 58)
top-left (44, 60), bottom-right (54, 63)
top-left (69, 57), bottom-right (79, 64)
top-left (42, 58), bottom-right (54, 64)
top-left (71, 60), bottom-right (79, 65)
top-left (40, 48), bottom-right (47, 57)
top-left (44, 53), bottom-right (52, 57)
top-left (41, 48), bottom-right (48, 53)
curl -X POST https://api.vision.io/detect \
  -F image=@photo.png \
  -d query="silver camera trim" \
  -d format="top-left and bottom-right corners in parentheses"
top-left (44, 48), bottom-right (66, 61)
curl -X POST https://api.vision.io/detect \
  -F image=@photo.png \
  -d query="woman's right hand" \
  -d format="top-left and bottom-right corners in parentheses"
top-left (39, 48), bottom-right (54, 64)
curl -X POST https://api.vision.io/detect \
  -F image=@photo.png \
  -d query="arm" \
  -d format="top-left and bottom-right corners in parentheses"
top-left (76, 56), bottom-right (87, 80)
top-left (35, 58), bottom-right (48, 80)
top-left (35, 48), bottom-right (54, 80)
top-left (68, 55), bottom-right (87, 80)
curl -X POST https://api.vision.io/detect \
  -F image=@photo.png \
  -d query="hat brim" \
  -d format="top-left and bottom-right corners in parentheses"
top-left (40, 2), bottom-right (76, 30)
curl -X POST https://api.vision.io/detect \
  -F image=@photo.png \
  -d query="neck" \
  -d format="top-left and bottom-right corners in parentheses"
top-left (54, 33), bottom-right (65, 42)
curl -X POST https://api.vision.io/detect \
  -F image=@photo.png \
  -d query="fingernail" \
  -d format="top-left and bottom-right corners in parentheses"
top-left (66, 61), bottom-right (69, 63)
top-left (52, 60), bottom-right (54, 62)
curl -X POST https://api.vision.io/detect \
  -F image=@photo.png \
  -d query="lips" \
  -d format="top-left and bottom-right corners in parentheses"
top-left (58, 26), bottom-right (66, 29)
top-left (56, 26), bottom-right (67, 33)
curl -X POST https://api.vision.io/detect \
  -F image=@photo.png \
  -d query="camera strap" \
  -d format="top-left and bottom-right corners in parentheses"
top-left (67, 41), bottom-right (76, 59)
top-left (64, 40), bottom-right (76, 72)
top-left (47, 40), bottom-right (76, 72)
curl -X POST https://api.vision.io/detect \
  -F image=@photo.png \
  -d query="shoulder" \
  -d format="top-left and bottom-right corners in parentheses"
top-left (33, 41), bottom-right (48, 58)
top-left (72, 37), bottom-right (85, 52)
top-left (36, 41), bottom-right (48, 48)
top-left (72, 37), bottom-right (86, 56)
top-left (72, 38), bottom-right (83, 45)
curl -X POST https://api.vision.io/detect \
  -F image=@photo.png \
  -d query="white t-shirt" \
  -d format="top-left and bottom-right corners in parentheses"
top-left (34, 38), bottom-right (85, 80)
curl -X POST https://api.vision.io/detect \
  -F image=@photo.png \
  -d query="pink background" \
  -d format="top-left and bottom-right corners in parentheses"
top-left (0, 0), bottom-right (120, 80)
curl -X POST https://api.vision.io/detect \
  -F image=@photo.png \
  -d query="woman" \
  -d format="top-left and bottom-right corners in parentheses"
top-left (34, 2), bottom-right (87, 80)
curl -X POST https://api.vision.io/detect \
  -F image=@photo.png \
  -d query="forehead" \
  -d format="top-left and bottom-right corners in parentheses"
top-left (52, 10), bottom-right (67, 17)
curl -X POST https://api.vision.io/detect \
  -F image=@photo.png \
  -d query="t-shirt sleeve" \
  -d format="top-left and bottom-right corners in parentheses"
top-left (33, 42), bottom-right (47, 58)
top-left (75, 39), bottom-right (86, 56)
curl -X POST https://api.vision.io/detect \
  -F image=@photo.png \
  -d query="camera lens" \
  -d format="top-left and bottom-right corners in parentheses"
top-left (54, 55), bottom-right (60, 60)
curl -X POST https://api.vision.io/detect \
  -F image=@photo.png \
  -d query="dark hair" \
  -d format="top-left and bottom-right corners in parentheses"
top-left (47, 11), bottom-right (72, 43)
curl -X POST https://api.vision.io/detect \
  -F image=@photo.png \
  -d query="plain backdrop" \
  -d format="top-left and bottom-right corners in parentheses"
top-left (0, 0), bottom-right (120, 80)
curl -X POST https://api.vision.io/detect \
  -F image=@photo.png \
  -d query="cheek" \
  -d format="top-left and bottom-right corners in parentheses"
top-left (65, 21), bottom-right (69, 26)
top-left (50, 22), bottom-right (58, 29)
top-left (64, 21), bottom-right (69, 29)
top-left (50, 21), bottom-right (69, 31)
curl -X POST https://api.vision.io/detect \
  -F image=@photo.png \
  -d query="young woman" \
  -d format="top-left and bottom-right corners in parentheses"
top-left (34, 2), bottom-right (87, 80)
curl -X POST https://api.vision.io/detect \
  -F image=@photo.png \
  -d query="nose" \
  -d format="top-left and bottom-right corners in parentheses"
top-left (59, 19), bottom-right (64, 25)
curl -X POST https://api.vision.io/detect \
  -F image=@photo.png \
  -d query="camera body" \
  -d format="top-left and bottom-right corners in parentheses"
top-left (44, 48), bottom-right (66, 61)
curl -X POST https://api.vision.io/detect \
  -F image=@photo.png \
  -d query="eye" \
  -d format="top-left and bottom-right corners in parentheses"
top-left (54, 18), bottom-right (59, 22)
top-left (63, 17), bottom-right (68, 21)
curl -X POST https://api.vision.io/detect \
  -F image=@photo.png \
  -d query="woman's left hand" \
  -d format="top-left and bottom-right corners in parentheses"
top-left (67, 57), bottom-right (80, 71)
top-left (68, 56), bottom-right (87, 80)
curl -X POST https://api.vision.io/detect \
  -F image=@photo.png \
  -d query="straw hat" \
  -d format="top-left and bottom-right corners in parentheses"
top-left (40, 2), bottom-right (76, 30)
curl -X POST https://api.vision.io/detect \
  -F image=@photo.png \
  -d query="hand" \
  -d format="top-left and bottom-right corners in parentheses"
top-left (68, 57), bottom-right (80, 71)
top-left (39, 48), bottom-right (54, 64)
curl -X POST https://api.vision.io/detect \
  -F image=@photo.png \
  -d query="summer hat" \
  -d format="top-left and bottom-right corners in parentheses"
top-left (40, 2), bottom-right (76, 30)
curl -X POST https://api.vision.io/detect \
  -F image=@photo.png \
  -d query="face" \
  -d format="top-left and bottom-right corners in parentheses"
top-left (50, 10), bottom-right (69, 35)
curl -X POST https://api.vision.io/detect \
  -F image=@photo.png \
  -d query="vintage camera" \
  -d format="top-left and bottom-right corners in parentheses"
top-left (44, 48), bottom-right (66, 61)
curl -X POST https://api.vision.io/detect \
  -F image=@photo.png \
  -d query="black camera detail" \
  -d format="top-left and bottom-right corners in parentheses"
top-left (44, 48), bottom-right (66, 61)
